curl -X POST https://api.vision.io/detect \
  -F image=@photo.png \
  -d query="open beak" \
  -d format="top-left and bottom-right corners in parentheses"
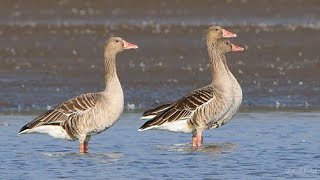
top-left (222, 29), bottom-right (237, 38)
top-left (231, 44), bottom-right (244, 51)
top-left (123, 40), bottom-right (138, 49)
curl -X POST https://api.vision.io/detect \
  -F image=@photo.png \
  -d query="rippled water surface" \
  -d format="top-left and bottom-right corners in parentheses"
top-left (0, 0), bottom-right (319, 112)
top-left (1, 113), bottom-right (319, 179)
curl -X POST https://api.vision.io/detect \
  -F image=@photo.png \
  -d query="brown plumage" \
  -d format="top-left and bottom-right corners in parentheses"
top-left (141, 103), bottom-right (172, 120)
top-left (139, 28), bottom-right (243, 147)
top-left (140, 86), bottom-right (214, 129)
top-left (19, 37), bottom-right (138, 153)
top-left (206, 40), bottom-right (244, 129)
top-left (140, 26), bottom-right (238, 121)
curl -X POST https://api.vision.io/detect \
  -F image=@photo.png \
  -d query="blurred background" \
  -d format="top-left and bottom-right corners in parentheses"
top-left (0, 0), bottom-right (319, 113)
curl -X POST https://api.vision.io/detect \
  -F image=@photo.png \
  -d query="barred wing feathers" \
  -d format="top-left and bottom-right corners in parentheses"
top-left (19, 93), bottom-right (100, 134)
top-left (139, 86), bottom-right (215, 130)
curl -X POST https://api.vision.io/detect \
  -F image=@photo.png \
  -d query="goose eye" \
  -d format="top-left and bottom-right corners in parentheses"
top-left (115, 40), bottom-right (119, 43)
top-left (225, 42), bottom-right (229, 45)
top-left (215, 29), bottom-right (219, 31)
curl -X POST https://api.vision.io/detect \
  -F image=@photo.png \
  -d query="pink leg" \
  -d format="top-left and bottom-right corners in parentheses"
top-left (79, 143), bottom-right (88, 153)
top-left (192, 136), bottom-right (197, 147)
top-left (192, 130), bottom-right (204, 147)
top-left (79, 136), bottom-right (90, 153)
top-left (79, 142), bottom-right (89, 153)
top-left (192, 131), bottom-right (197, 147)
top-left (196, 130), bottom-right (203, 147)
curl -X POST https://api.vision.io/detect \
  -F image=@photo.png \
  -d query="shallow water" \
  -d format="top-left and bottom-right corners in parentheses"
top-left (1, 112), bottom-right (319, 179)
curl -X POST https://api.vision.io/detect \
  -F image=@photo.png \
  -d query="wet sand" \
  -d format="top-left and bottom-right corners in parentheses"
top-left (0, 0), bottom-right (319, 112)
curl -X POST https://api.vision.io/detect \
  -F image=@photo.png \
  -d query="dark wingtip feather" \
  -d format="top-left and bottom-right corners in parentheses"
top-left (142, 103), bottom-right (171, 117)
top-left (142, 110), bottom-right (154, 117)
top-left (142, 108), bottom-right (157, 117)
top-left (19, 124), bottom-right (31, 134)
top-left (18, 109), bottom-right (56, 134)
top-left (139, 120), bottom-right (155, 131)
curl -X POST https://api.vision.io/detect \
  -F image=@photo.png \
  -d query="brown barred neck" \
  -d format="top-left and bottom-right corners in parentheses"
top-left (206, 40), bottom-right (228, 81)
top-left (103, 52), bottom-right (118, 86)
top-left (219, 53), bottom-right (231, 74)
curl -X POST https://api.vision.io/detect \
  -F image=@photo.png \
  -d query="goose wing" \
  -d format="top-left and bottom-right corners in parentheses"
top-left (139, 86), bottom-right (215, 130)
top-left (141, 103), bottom-right (172, 120)
top-left (19, 93), bottom-right (100, 133)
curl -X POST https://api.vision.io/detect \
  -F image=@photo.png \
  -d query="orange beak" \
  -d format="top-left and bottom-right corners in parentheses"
top-left (231, 44), bottom-right (244, 51)
top-left (222, 29), bottom-right (237, 38)
top-left (123, 40), bottom-right (138, 49)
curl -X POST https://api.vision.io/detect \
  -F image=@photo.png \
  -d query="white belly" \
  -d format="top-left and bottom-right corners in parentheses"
top-left (156, 120), bottom-right (193, 133)
top-left (21, 125), bottom-right (73, 140)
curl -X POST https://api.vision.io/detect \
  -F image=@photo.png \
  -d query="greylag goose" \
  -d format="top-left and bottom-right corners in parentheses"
top-left (206, 42), bottom-right (243, 129)
top-left (139, 29), bottom-right (243, 147)
top-left (19, 37), bottom-right (138, 153)
top-left (140, 26), bottom-right (237, 120)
